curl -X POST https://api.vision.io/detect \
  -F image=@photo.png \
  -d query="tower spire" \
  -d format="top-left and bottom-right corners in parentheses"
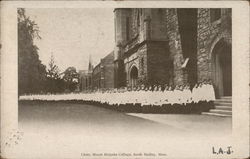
top-left (88, 54), bottom-right (93, 73)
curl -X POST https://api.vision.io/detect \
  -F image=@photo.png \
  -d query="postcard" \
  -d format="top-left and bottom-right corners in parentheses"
top-left (0, 1), bottom-right (249, 158)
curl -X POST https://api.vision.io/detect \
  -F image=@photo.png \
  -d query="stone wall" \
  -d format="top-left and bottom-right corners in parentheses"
top-left (137, 44), bottom-right (148, 84)
top-left (165, 9), bottom-right (185, 86)
top-left (147, 41), bottom-right (170, 85)
top-left (102, 51), bottom-right (115, 89)
top-left (197, 8), bottom-right (232, 82)
top-left (124, 46), bottom-right (141, 86)
top-left (150, 9), bottom-right (167, 41)
top-left (122, 8), bottom-right (169, 87)
top-left (114, 8), bottom-right (232, 88)
top-left (114, 9), bottom-right (131, 61)
top-left (92, 51), bottom-right (115, 90)
top-left (124, 41), bottom-right (169, 87)
top-left (92, 64), bottom-right (101, 90)
top-left (127, 9), bottom-right (167, 44)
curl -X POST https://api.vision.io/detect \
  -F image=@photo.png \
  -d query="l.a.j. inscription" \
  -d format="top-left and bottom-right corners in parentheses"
top-left (212, 146), bottom-right (233, 155)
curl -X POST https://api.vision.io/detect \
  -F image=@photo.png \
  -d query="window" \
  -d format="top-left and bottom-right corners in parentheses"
top-left (141, 58), bottom-right (144, 74)
top-left (137, 10), bottom-right (140, 27)
top-left (126, 17), bottom-right (130, 41)
top-left (210, 9), bottom-right (221, 23)
top-left (140, 9), bottom-right (142, 16)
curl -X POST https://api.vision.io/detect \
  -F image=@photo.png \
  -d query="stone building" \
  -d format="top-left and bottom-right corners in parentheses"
top-left (197, 8), bottom-right (232, 97)
top-left (92, 51), bottom-right (115, 90)
top-left (79, 51), bottom-right (115, 91)
top-left (114, 9), bottom-right (170, 88)
top-left (78, 55), bottom-right (93, 92)
top-left (78, 70), bottom-right (88, 91)
top-left (92, 63), bottom-right (102, 90)
top-left (113, 8), bottom-right (232, 98)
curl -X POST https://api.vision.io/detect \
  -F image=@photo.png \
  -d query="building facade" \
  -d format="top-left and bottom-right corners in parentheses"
top-left (92, 51), bottom-right (115, 90)
top-left (78, 55), bottom-right (93, 92)
top-left (80, 51), bottom-right (115, 91)
top-left (80, 8), bottom-right (232, 98)
top-left (114, 9), bottom-right (171, 88)
top-left (196, 8), bottom-right (232, 97)
top-left (101, 51), bottom-right (115, 89)
top-left (113, 8), bottom-right (232, 98)
top-left (78, 70), bottom-right (92, 92)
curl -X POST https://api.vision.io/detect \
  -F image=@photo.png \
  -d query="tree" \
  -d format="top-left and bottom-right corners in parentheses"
top-left (47, 53), bottom-right (60, 80)
top-left (18, 8), bottom-right (47, 95)
top-left (63, 67), bottom-right (79, 92)
top-left (46, 53), bottom-right (64, 93)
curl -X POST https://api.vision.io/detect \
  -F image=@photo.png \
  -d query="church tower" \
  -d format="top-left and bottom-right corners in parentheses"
top-left (113, 9), bottom-right (131, 88)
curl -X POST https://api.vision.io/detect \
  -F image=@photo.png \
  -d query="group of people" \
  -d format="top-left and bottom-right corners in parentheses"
top-left (19, 80), bottom-right (216, 114)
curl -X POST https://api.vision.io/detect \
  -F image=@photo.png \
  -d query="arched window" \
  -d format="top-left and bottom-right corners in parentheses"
top-left (130, 66), bottom-right (138, 88)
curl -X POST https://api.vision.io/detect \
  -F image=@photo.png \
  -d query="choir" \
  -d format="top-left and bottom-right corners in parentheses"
top-left (19, 80), bottom-right (216, 114)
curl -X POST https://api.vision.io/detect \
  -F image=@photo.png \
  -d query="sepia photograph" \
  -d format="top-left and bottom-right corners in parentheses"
top-left (0, 1), bottom-right (249, 159)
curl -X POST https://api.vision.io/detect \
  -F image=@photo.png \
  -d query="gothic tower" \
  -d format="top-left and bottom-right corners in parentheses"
top-left (88, 54), bottom-right (93, 73)
top-left (113, 9), bottom-right (131, 88)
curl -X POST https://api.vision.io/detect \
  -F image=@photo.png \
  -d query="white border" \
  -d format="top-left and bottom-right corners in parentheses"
top-left (1, 1), bottom-right (249, 158)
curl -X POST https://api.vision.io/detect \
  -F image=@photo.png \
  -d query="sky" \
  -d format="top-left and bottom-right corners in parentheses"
top-left (26, 8), bottom-right (115, 72)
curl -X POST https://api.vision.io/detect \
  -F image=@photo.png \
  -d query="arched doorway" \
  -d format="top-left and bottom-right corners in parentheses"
top-left (130, 66), bottom-right (138, 88)
top-left (211, 39), bottom-right (232, 98)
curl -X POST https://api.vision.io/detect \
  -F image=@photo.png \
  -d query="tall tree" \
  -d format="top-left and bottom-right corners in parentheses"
top-left (46, 53), bottom-right (64, 93)
top-left (18, 8), bottom-right (47, 95)
top-left (47, 53), bottom-right (60, 80)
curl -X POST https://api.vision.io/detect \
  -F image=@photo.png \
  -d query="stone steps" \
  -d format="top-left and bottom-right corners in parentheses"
top-left (214, 102), bottom-right (232, 106)
top-left (202, 96), bottom-right (232, 117)
top-left (220, 96), bottom-right (232, 99)
top-left (214, 105), bottom-right (232, 110)
top-left (202, 112), bottom-right (232, 117)
top-left (210, 109), bottom-right (232, 115)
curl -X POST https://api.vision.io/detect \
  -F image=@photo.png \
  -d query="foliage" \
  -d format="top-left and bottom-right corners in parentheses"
top-left (63, 67), bottom-right (79, 92)
top-left (46, 54), bottom-right (65, 93)
top-left (47, 54), bottom-right (60, 79)
top-left (18, 9), bottom-right (79, 94)
top-left (18, 8), bottom-right (47, 95)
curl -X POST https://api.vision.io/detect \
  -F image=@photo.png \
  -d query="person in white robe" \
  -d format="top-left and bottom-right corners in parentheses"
top-left (161, 85), bottom-right (169, 113)
top-left (207, 80), bottom-right (216, 101)
top-left (138, 85), bottom-right (145, 108)
top-left (160, 85), bottom-right (167, 107)
top-left (154, 85), bottom-right (162, 107)
top-left (154, 85), bottom-right (162, 113)
top-left (142, 85), bottom-right (152, 113)
top-left (147, 86), bottom-right (153, 106)
top-left (185, 85), bottom-right (192, 105)
top-left (173, 85), bottom-right (182, 105)
top-left (192, 84), bottom-right (200, 104)
top-left (167, 86), bottom-right (173, 106)
top-left (141, 86), bottom-right (149, 107)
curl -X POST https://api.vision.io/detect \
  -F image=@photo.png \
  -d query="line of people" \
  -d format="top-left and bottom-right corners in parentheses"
top-left (19, 80), bottom-right (216, 114)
